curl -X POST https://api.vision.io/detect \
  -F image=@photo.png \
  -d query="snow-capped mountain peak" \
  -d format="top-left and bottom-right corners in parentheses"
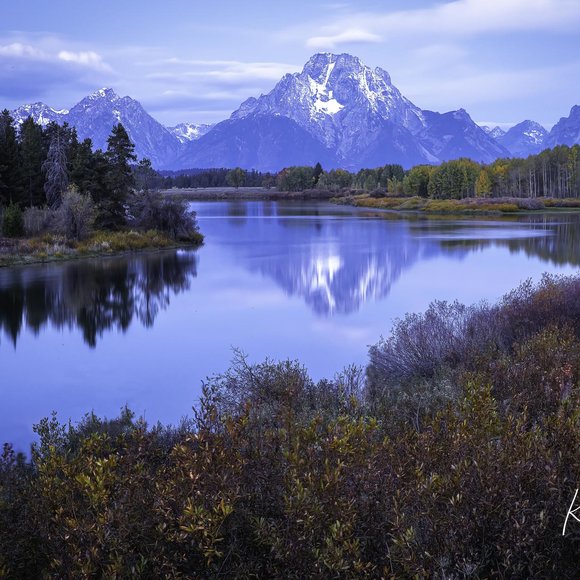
top-left (497, 120), bottom-right (548, 157)
top-left (481, 125), bottom-right (507, 140)
top-left (89, 87), bottom-right (120, 101)
top-left (11, 102), bottom-right (68, 127)
top-left (230, 52), bottom-right (425, 156)
top-left (168, 122), bottom-right (215, 143)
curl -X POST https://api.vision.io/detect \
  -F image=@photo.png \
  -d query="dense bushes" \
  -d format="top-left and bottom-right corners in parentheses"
top-left (2, 276), bottom-right (580, 576)
top-left (129, 190), bottom-right (202, 241)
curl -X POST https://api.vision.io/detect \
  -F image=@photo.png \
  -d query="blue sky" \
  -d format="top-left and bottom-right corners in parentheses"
top-left (1, 0), bottom-right (579, 128)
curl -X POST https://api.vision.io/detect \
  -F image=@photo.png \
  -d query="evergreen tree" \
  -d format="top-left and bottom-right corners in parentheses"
top-left (313, 162), bottom-right (323, 185)
top-left (0, 109), bottom-right (21, 206)
top-left (19, 117), bottom-right (47, 207)
top-left (101, 124), bottom-right (136, 227)
top-left (69, 137), bottom-right (96, 196)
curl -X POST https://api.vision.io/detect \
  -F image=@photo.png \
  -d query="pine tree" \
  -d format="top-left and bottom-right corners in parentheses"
top-left (19, 117), bottom-right (47, 207)
top-left (101, 124), bottom-right (136, 228)
top-left (0, 109), bottom-right (21, 206)
top-left (313, 162), bottom-right (323, 185)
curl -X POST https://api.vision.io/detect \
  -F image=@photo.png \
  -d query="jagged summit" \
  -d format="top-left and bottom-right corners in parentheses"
top-left (497, 120), bottom-right (548, 157)
top-left (229, 52), bottom-right (426, 166)
top-left (481, 125), bottom-right (507, 140)
top-left (11, 102), bottom-right (68, 127)
top-left (90, 87), bottom-right (120, 100)
top-left (547, 105), bottom-right (580, 148)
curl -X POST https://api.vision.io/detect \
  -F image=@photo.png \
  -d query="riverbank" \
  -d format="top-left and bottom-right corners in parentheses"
top-left (0, 229), bottom-right (204, 268)
top-left (331, 193), bottom-right (580, 214)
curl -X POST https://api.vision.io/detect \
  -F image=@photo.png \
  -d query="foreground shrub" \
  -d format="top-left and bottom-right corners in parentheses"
top-left (2, 276), bottom-right (580, 576)
top-left (55, 188), bottom-right (96, 241)
top-left (23, 206), bottom-right (54, 236)
top-left (130, 191), bottom-right (201, 241)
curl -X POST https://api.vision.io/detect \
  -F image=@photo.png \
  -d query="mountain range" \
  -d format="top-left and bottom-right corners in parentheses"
top-left (9, 53), bottom-right (580, 171)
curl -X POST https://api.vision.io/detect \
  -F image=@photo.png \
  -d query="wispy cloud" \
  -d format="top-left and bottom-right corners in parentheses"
top-left (145, 59), bottom-right (299, 83)
top-left (301, 0), bottom-right (580, 48)
top-left (306, 28), bottom-right (381, 49)
top-left (0, 42), bottom-right (46, 59)
top-left (0, 37), bottom-right (115, 105)
top-left (58, 50), bottom-right (112, 72)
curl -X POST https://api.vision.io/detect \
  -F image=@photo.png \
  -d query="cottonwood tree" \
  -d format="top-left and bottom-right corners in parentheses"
top-left (226, 167), bottom-right (246, 190)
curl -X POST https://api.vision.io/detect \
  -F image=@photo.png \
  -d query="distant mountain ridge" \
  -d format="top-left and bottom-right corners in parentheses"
top-left (497, 120), bottom-right (548, 157)
top-left (8, 52), bottom-right (580, 171)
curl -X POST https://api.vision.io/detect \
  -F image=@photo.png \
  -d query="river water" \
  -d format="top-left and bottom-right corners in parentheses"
top-left (2, 201), bottom-right (579, 450)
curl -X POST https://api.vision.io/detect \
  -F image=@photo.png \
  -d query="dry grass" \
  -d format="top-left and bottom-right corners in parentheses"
top-left (0, 229), bottom-right (203, 267)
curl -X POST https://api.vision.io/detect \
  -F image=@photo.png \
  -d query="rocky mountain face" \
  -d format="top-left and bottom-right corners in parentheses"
top-left (419, 109), bottom-right (508, 163)
top-left (546, 105), bottom-right (580, 148)
top-left (11, 89), bottom-right (181, 169)
top-left (9, 53), bottom-right (579, 171)
top-left (184, 53), bottom-right (507, 170)
top-left (496, 120), bottom-right (548, 157)
top-left (65, 89), bottom-right (180, 168)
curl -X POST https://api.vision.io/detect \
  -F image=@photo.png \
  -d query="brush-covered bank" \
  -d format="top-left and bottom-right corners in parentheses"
top-left (1, 274), bottom-right (580, 577)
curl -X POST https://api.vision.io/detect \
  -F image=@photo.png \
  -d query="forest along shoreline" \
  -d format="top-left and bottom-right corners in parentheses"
top-left (0, 115), bottom-right (203, 268)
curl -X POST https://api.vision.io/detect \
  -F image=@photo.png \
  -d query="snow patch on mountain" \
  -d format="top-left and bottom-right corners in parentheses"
top-left (168, 122), bottom-right (214, 143)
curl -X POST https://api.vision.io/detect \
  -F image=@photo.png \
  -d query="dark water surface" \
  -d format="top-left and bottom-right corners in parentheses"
top-left (2, 201), bottom-right (579, 450)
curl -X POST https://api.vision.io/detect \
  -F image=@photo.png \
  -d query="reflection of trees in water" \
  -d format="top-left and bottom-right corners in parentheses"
top-left (439, 218), bottom-right (580, 267)
top-left (0, 251), bottom-right (198, 348)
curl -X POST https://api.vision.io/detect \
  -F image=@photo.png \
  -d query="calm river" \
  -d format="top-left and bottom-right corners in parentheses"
top-left (2, 201), bottom-right (580, 450)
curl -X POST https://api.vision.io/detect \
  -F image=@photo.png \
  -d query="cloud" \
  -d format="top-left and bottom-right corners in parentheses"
top-left (58, 50), bottom-right (112, 72)
top-left (306, 28), bottom-right (382, 49)
top-left (145, 59), bottom-right (299, 83)
top-left (396, 60), bottom-right (580, 113)
top-left (0, 37), bottom-right (115, 106)
top-left (301, 0), bottom-right (580, 48)
top-left (0, 42), bottom-right (46, 59)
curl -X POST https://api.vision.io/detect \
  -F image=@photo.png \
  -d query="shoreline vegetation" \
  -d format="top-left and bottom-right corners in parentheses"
top-left (0, 228), bottom-right (204, 268)
top-left (2, 274), bottom-right (580, 576)
top-left (331, 192), bottom-right (580, 214)
top-left (164, 186), bottom-right (580, 215)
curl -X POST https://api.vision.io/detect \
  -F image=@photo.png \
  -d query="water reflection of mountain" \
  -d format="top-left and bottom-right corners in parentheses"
top-left (201, 202), bottom-right (580, 316)
top-left (0, 251), bottom-right (198, 348)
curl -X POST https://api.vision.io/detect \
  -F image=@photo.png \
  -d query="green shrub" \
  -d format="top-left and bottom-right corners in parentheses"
top-left (2, 203), bottom-right (24, 237)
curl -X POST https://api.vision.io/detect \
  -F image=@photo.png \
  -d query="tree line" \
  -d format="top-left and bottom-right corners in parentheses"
top-left (274, 146), bottom-right (580, 198)
top-left (156, 145), bottom-right (580, 199)
top-left (0, 110), bottom-right (138, 227)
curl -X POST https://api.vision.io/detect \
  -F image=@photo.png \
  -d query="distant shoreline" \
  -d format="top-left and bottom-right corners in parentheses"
top-left (162, 187), bottom-right (337, 201)
top-left (162, 187), bottom-right (580, 215)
